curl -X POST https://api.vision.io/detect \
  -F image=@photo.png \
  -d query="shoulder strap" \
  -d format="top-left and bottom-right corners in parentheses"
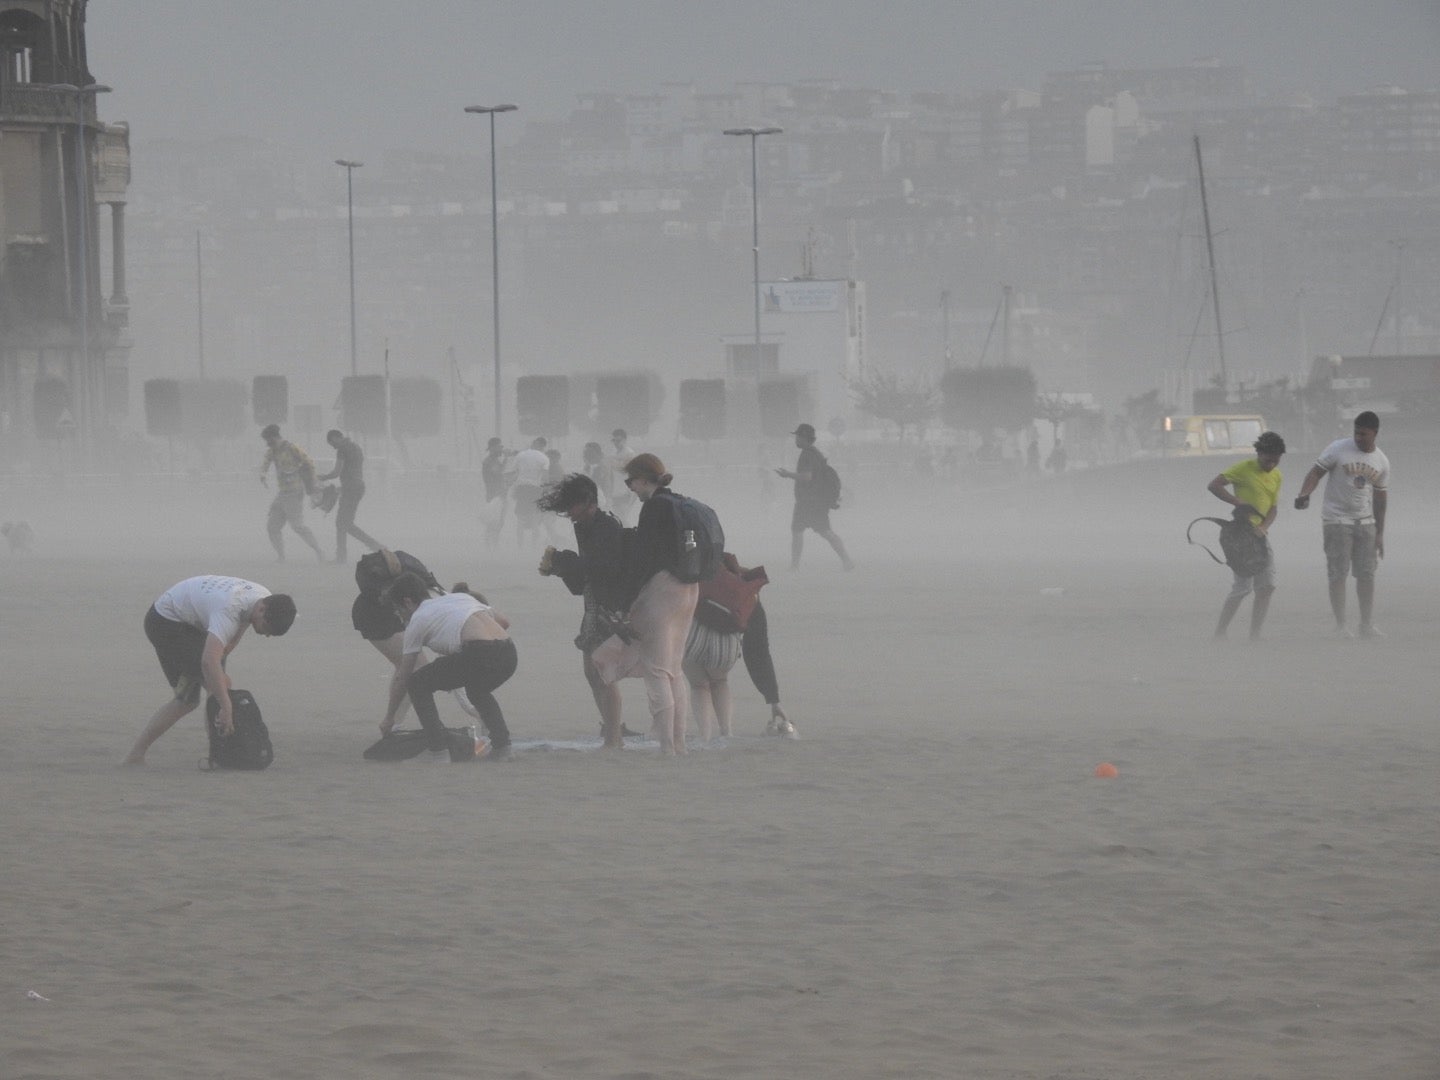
top-left (1186, 517), bottom-right (1231, 566)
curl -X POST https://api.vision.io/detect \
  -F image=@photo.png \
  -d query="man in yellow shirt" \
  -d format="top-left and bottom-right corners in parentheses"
top-left (1207, 430), bottom-right (1286, 640)
top-left (259, 424), bottom-right (325, 562)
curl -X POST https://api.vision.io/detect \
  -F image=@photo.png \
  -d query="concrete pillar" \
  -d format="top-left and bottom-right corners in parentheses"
top-left (109, 201), bottom-right (128, 307)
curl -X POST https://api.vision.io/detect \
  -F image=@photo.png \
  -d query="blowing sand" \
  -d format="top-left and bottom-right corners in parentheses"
top-left (2, 464), bottom-right (1437, 1079)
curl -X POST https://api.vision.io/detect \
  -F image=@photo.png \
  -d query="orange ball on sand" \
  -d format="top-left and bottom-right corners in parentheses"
top-left (1094, 762), bottom-right (1119, 779)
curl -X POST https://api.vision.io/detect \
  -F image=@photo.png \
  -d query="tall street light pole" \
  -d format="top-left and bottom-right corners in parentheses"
top-left (465, 103), bottom-right (518, 440)
top-left (335, 159), bottom-right (363, 377)
top-left (724, 126), bottom-right (782, 373)
top-left (196, 230), bottom-right (206, 378)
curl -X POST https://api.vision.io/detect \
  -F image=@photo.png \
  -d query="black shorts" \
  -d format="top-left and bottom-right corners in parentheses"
top-left (792, 500), bottom-right (832, 533)
top-left (144, 605), bottom-right (207, 702)
top-left (352, 592), bottom-right (404, 641)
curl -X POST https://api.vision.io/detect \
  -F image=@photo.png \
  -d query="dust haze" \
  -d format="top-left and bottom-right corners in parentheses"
top-left (3, 3), bottom-right (1438, 1078)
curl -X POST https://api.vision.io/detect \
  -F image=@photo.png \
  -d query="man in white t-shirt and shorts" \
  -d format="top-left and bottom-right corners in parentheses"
top-left (509, 437), bottom-right (552, 547)
top-left (125, 576), bottom-right (296, 764)
top-left (1292, 411), bottom-right (1389, 639)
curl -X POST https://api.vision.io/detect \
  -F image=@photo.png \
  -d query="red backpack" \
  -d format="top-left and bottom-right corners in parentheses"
top-left (694, 559), bottom-right (767, 633)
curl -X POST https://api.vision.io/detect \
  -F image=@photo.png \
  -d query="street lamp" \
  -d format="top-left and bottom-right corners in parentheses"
top-left (335, 159), bottom-right (363, 377)
top-left (723, 126), bottom-right (782, 374)
top-left (464, 102), bottom-right (518, 440)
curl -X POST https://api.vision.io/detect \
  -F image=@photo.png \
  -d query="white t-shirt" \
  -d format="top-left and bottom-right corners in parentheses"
top-left (402, 592), bottom-right (491, 657)
top-left (511, 448), bottom-right (550, 487)
top-left (1315, 437), bottom-right (1390, 523)
top-left (154, 576), bottom-right (270, 643)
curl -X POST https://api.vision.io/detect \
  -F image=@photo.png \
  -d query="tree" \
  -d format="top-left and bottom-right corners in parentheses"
top-left (1119, 389), bottom-right (1176, 451)
top-left (1033, 391), bottom-right (1098, 441)
top-left (849, 367), bottom-right (938, 442)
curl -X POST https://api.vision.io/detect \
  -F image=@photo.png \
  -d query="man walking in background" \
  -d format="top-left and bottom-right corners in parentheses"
top-left (259, 424), bottom-right (325, 563)
top-left (607, 428), bottom-right (637, 524)
top-left (510, 437), bottom-right (552, 548)
top-left (1207, 430), bottom-right (1285, 641)
top-left (318, 428), bottom-right (381, 564)
top-left (777, 422), bottom-right (853, 571)
top-left (1292, 411), bottom-right (1390, 639)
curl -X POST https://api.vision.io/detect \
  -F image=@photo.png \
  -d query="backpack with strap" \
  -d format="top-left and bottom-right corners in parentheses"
top-left (363, 726), bottom-right (481, 762)
top-left (354, 548), bottom-right (442, 600)
top-left (665, 492), bottom-right (725, 584)
top-left (1187, 511), bottom-right (1270, 578)
top-left (203, 689), bottom-right (274, 771)
top-left (814, 454), bottom-right (842, 510)
top-left (696, 561), bottom-right (768, 633)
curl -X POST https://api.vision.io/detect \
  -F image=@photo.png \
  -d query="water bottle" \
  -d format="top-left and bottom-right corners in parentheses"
top-left (684, 528), bottom-right (696, 552)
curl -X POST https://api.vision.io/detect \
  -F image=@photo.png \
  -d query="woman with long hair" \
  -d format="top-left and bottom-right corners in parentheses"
top-left (593, 453), bottom-right (699, 754)
top-left (537, 472), bottom-right (630, 748)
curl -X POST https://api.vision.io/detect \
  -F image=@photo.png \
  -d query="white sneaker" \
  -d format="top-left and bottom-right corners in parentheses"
top-left (776, 719), bottom-right (798, 739)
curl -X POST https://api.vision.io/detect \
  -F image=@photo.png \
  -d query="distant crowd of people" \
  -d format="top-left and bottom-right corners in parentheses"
top-left (125, 409), bottom-right (1396, 766)
top-left (125, 420), bottom-right (859, 765)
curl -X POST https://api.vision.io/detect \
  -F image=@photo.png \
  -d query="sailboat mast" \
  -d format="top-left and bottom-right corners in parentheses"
top-left (1194, 135), bottom-right (1227, 385)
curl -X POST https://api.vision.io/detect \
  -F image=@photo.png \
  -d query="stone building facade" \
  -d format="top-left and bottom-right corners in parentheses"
top-left (0, 0), bottom-right (129, 464)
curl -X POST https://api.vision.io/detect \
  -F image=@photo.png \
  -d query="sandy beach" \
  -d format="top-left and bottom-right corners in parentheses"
top-left (2, 463), bottom-right (1437, 1079)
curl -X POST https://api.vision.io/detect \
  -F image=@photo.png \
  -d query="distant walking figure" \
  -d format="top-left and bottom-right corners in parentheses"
top-left (607, 429), bottom-right (637, 524)
top-left (510, 437), bottom-right (551, 548)
top-left (777, 423), bottom-right (853, 571)
top-left (318, 428), bottom-right (381, 563)
top-left (258, 424), bottom-right (325, 562)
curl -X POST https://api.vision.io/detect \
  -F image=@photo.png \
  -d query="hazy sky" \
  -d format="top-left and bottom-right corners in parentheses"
top-left (87, 1), bottom-right (1439, 153)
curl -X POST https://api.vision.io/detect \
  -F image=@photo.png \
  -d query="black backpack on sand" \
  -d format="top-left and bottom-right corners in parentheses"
top-left (363, 727), bottom-right (480, 763)
top-left (203, 689), bottom-right (274, 771)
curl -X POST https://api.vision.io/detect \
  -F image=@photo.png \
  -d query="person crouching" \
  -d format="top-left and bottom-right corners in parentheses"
top-left (380, 573), bottom-right (517, 762)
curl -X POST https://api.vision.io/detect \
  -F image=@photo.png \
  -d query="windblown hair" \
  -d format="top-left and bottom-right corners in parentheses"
top-left (537, 472), bottom-right (598, 513)
top-left (1253, 431), bottom-right (1286, 456)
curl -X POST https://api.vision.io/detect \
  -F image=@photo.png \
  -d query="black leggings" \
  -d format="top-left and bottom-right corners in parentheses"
top-left (740, 600), bottom-right (780, 705)
top-left (407, 638), bottom-right (517, 750)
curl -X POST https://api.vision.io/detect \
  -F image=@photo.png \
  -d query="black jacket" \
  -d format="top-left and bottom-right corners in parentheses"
top-left (622, 488), bottom-right (681, 601)
top-left (552, 510), bottom-right (628, 611)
